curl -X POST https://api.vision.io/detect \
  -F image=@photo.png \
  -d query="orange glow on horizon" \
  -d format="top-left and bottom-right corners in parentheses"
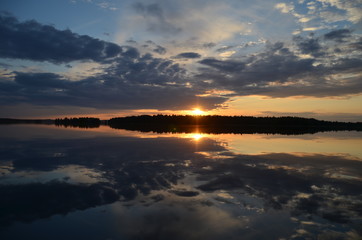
top-left (191, 133), bottom-right (204, 141)
top-left (190, 108), bottom-right (206, 115)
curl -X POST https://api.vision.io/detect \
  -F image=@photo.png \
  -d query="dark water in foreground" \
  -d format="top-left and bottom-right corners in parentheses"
top-left (0, 125), bottom-right (361, 240)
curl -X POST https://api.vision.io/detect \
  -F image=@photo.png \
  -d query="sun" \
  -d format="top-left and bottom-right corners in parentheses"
top-left (191, 133), bottom-right (204, 141)
top-left (191, 108), bottom-right (205, 115)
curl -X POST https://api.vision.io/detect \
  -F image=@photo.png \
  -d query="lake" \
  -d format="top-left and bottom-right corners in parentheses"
top-left (0, 124), bottom-right (361, 240)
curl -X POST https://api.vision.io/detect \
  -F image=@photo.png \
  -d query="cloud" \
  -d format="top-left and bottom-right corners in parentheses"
top-left (70, 0), bottom-right (119, 10)
top-left (218, 51), bottom-right (236, 58)
top-left (2, 130), bottom-right (362, 231)
top-left (198, 58), bottom-right (245, 73)
top-left (1, 69), bottom-right (226, 110)
top-left (132, 2), bottom-right (182, 35)
top-left (117, 0), bottom-right (251, 54)
top-left (5, 132), bottom-right (362, 221)
top-left (194, 151), bottom-right (362, 223)
top-left (153, 45), bottom-right (167, 55)
top-left (0, 13), bottom-right (226, 111)
top-left (1, 12), bottom-right (361, 113)
top-left (0, 182), bottom-right (119, 225)
top-left (97, 1), bottom-right (118, 11)
top-left (0, 52), bottom-right (226, 110)
top-left (197, 42), bottom-right (315, 87)
top-left (0, 12), bottom-right (123, 64)
top-left (274, 0), bottom-right (362, 36)
top-left (316, 0), bottom-right (362, 23)
top-left (275, 3), bottom-right (295, 14)
top-left (216, 45), bottom-right (236, 53)
top-left (324, 29), bottom-right (352, 42)
top-left (196, 34), bottom-right (362, 98)
top-left (349, 38), bottom-right (362, 51)
top-left (203, 42), bottom-right (216, 48)
top-left (14, 72), bottom-right (68, 88)
top-left (293, 35), bottom-right (323, 57)
top-left (174, 52), bottom-right (201, 59)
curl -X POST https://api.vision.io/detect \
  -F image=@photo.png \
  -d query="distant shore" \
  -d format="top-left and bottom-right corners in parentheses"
top-left (1, 115), bottom-right (361, 134)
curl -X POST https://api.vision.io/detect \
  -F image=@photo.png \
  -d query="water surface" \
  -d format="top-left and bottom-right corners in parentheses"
top-left (1, 125), bottom-right (361, 239)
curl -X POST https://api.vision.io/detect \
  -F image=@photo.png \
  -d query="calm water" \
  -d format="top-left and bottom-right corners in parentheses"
top-left (0, 125), bottom-right (361, 240)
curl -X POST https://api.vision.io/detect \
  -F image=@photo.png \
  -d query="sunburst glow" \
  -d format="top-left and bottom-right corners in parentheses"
top-left (191, 108), bottom-right (205, 115)
top-left (191, 133), bottom-right (204, 141)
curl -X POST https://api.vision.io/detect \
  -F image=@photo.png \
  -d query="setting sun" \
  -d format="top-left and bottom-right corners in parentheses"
top-left (191, 108), bottom-right (205, 115)
top-left (191, 133), bottom-right (204, 141)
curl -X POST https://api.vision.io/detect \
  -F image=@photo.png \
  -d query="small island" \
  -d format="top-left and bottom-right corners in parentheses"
top-left (55, 117), bottom-right (101, 128)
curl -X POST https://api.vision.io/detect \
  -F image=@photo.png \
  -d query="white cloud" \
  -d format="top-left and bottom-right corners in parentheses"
top-left (275, 2), bottom-right (312, 25)
top-left (303, 26), bottom-right (324, 31)
top-left (219, 51), bottom-right (236, 58)
top-left (115, 0), bottom-right (256, 61)
top-left (298, 17), bottom-right (311, 23)
top-left (0, 68), bottom-right (15, 81)
top-left (98, 2), bottom-right (114, 10)
top-left (293, 30), bottom-right (302, 35)
top-left (316, 0), bottom-right (362, 23)
top-left (275, 3), bottom-right (294, 13)
top-left (274, 0), bottom-right (361, 36)
top-left (117, 2), bottom-right (250, 46)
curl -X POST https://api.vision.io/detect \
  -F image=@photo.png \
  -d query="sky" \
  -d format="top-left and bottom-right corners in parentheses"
top-left (0, 0), bottom-right (361, 121)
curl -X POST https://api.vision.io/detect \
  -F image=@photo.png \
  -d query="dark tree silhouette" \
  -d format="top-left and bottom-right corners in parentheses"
top-left (108, 115), bottom-right (362, 135)
top-left (1, 115), bottom-right (361, 134)
top-left (54, 117), bottom-right (101, 128)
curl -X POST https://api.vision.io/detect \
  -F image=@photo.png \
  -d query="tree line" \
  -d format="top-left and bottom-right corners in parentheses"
top-left (108, 115), bottom-right (362, 134)
top-left (1, 115), bottom-right (361, 134)
top-left (54, 117), bottom-right (101, 128)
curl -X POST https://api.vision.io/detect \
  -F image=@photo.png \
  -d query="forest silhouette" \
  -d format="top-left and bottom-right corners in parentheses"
top-left (54, 117), bottom-right (101, 128)
top-left (1, 115), bottom-right (361, 135)
top-left (107, 115), bottom-right (362, 134)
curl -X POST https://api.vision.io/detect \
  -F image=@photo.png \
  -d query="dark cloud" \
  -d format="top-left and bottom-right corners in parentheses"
top-left (126, 39), bottom-right (137, 44)
top-left (133, 2), bottom-right (161, 17)
top-left (324, 29), bottom-right (352, 42)
top-left (153, 45), bottom-right (167, 54)
top-left (349, 37), bottom-right (362, 50)
top-left (0, 14), bottom-right (226, 111)
top-left (0, 62), bottom-right (11, 68)
top-left (1, 13), bottom-right (361, 110)
top-left (0, 182), bottom-right (119, 226)
top-left (0, 135), bottom-right (223, 226)
top-left (0, 71), bottom-right (225, 110)
top-left (121, 46), bottom-right (140, 58)
top-left (216, 45), bottom-right (235, 53)
top-left (132, 2), bottom-right (181, 35)
top-left (169, 189), bottom-right (200, 197)
top-left (198, 58), bottom-right (244, 72)
top-left (174, 52), bottom-right (201, 59)
top-left (294, 36), bottom-right (323, 57)
top-left (0, 48), bottom-right (226, 110)
top-left (329, 57), bottom-right (362, 72)
top-left (14, 72), bottom-right (67, 88)
top-left (194, 151), bottom-right (362, 223)
top-left (202, 42), bottom-right (216, 48)
top-left (196, 39), bottom-right (362, 98)
top-left (0, 12), bottom-right (123, 64)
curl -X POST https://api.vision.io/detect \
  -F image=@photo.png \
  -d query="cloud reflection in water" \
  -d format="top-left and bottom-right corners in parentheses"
top-left (0, 125), bottom-right (361, 239)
